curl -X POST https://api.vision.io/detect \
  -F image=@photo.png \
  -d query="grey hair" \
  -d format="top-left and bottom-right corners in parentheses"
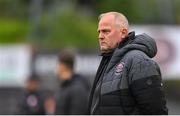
top-left (98, 12), bottom-right (129, 30)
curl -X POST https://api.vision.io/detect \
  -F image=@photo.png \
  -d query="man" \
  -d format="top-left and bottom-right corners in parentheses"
top-left (18, 74), bottom-right (45, 114)
top-left (56, 50), bottom-right (90, 114)
top-left (88, 12), bottom-right (168, 115)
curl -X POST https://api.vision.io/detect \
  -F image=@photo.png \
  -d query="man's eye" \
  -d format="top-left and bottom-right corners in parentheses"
top-left (102, 30), bottom-right (110, 33)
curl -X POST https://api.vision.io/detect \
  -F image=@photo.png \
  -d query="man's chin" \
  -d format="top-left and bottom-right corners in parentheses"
top-left (100, 48), bottom-right (113, 54)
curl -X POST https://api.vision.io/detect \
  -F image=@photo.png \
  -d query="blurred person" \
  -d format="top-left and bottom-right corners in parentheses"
top-left (55, 50), bottom-right (90, 115)
top-left (18, 74), bottom-right (45, 114)
top-left (88, 12), bottom-right (168, 115)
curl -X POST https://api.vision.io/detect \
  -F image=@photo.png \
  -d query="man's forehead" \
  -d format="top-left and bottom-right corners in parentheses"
top-left (98, 22), bottom-right (111, 29)
top-left (97, 24), bottom-right (111, 31)
top-left (98, 15), bottom-right (114, 28)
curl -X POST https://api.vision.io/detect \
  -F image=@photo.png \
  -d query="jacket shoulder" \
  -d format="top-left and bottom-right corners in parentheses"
top-left (123, 50), bottom-right (161, 82)
top-left (124, 50), bottom-right (149, 62)
top-left (70, 76), bottom-right (89, 93)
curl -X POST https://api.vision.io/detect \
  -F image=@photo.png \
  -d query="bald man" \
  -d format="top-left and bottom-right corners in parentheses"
top-left (88, 12), bottom-right (168, 115)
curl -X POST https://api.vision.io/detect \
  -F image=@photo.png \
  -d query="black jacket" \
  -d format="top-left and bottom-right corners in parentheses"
top-left (18, 91), bottom-right (45, 115)
top-left (56, 74), bottom-right (90, 115)
top-left (88, 32), bottom-right (168, 115)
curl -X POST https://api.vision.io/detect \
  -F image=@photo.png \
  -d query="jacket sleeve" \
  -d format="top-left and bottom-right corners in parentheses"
top-left (128, 56), bottom-right (168, 115)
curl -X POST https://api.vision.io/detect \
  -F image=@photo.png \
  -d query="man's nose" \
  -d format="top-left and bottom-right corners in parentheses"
top-left (98, 32), bottom-right (104, 40)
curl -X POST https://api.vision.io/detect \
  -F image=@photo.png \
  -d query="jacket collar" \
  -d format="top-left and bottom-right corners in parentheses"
top-left (118, 31), bottom-right (135, 49)
top-left (60, 74), bottom-right (75, 87)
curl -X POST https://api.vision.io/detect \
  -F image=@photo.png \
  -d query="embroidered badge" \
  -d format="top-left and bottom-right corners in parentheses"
top-left (115, 62), bottom-right (125, 75)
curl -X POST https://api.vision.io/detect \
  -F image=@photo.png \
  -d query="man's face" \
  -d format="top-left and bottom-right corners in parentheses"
top-left (97, 15), bottom-right (125, 53)
top-left (26, 80), bottom-right (39, 92)
top-left (57, 62), bottom-right (71, 81)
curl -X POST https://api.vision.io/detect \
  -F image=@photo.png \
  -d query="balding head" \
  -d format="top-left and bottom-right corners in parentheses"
top-left (97, 12), bottom-right (129, 53)
top-left (98, 12), bottom-right (129, 31)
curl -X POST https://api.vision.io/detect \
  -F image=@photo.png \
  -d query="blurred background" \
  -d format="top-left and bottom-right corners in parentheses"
top-left (0, 0), bottom-right (180, 114)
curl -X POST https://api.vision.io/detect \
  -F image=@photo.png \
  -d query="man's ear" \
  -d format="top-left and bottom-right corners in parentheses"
top-left (121, 29), bottom-right (128, 39)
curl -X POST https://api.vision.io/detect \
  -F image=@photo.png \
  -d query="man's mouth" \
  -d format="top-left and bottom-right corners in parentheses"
top-left (101, 42), bottom-right (106, 46)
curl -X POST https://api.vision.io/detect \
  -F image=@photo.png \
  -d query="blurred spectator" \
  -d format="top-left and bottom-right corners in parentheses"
top-left (17, 74), bottom-right (45, 115)
top-left (55, 49), bottom-right (90, 115)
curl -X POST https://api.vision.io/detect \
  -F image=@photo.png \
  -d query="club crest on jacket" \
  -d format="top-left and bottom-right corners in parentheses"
top-left (115, 62), bottom-right (125, 75)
